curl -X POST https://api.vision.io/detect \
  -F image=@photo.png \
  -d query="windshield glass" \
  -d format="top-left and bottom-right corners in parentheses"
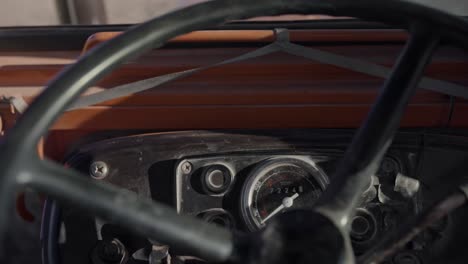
top-left (0, 0), bottom-right (466, 27)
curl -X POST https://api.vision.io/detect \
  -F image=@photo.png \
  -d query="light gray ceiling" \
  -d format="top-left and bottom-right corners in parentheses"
top-left (0, 0), bottom-right (466, 26)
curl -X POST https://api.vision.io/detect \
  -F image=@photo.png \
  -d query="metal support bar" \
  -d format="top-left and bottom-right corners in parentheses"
top-left (316, 25), bottom-right (440, 228)
top-left (55, 0), bottom-right (72, 24)
top-left (58, 0), bottom-right (107, 25)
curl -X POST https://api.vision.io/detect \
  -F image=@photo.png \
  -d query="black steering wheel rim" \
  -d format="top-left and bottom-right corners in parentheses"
top-left (1, 0), bottom-right (468, 263)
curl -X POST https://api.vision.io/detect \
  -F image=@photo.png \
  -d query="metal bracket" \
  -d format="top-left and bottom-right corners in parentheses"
top-left (1, 96), bottom-right (28, 114)
top-left (0, 96), bottom-right (28, 136)
top-left (460, 184), bottom-right (468, 199)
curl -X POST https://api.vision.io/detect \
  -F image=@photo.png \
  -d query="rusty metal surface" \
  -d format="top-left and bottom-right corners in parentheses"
top-left (82, 29), bottom-right (408, 52)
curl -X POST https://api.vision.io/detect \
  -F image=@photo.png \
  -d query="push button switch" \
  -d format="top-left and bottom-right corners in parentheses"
top-left (202, 165), bottom-right (232, 194)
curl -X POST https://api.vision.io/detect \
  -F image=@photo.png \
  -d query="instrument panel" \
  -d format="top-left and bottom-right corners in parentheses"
top-left (175, 155), bottom-right (331, 230)
top-left (175, 153), bottom-right (408, 255)
top-left (48, 130), bottom-right (468, 264)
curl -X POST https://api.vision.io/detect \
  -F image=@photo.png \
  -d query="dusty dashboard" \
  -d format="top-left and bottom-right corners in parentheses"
top-left (48, 129), bottom-right (468, 264)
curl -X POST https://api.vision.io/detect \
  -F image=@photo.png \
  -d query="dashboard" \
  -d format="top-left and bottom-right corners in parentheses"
top-left (44, 129), bottom-right (468, 264)
top-left (0, 10), bottom-right (467, 264)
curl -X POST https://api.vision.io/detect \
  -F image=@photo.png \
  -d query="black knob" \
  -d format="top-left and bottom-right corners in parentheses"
top-left (202, 210), bottom-right (234, 229)
top-left (92, 239), bottom-right (126, 264)
top-left (350, 208), bottom-right (378, 254)
top-left (202, 165), bottom-right (232, 194)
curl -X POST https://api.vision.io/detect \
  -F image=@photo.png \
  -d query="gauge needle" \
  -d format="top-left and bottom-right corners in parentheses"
top-left (260, 193), bottom-right (299, 224)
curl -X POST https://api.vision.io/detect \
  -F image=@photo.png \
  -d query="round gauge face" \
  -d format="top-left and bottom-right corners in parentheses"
top-left (240, 158), bottom-right (329, 231)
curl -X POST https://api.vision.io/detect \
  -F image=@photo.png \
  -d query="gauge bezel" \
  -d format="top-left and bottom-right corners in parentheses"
top-left (240, 157), bottom-right (329, 231)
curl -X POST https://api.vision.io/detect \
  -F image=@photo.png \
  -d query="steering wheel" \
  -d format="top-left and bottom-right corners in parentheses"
top-left (1, 0), bottom-right (468, 263)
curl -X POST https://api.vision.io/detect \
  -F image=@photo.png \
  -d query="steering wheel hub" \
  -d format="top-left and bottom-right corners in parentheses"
top-left (249, 210), bottom-right (348, 264)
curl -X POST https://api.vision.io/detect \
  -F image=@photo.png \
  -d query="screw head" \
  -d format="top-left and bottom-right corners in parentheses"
top-left (90, 161), bottom-right (109, 179)
top-left (181, 161), bottom-right (192, 174)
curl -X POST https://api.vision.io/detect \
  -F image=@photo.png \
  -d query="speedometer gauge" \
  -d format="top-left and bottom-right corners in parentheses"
top-left (240, 158), bottom-right (329, 231)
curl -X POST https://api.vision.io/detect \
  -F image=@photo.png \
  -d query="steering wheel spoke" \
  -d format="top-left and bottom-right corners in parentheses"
top-left (316, 24), bottom-right (440, 228)
top-left (25, 158), bottom-right (235, 262)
